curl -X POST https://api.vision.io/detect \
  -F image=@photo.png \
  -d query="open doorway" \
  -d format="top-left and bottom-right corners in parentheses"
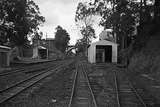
top-left (96, 45), bottom-right (112, 63)
top-left (39, 49), bottom-right (47, 59)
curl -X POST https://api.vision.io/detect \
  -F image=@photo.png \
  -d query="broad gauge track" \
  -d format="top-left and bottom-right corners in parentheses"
top-left (0, 60), bottom-right (68, 91)
top-left (0, 60), bottom-right (61, 76)
top-left (0, 60), bottom-right (74, 105)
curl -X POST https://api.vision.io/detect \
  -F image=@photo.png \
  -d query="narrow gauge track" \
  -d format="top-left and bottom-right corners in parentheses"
top-left (0, 60), bottom-right (61, 76)
top-left (0, 60), bottom-right (74, 105)
top-left (68, 62), bottom-right (97, 107)
top-left (114, 71), bottom-right (147, 107)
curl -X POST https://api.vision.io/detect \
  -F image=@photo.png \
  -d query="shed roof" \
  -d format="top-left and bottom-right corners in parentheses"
top-left (38, 46), bottom-right (47, 49)
top-left (90, 40), bottom-right (118, 47)
top-left (46, 38), bottom-right (55, 41)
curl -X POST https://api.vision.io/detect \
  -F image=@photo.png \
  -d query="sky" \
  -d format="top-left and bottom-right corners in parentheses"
top-left (34, 0), bottom-right (103, 45)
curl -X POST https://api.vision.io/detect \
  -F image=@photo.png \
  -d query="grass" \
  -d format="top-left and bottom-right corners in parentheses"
top-left (127, 35), bottom-right (160, 104)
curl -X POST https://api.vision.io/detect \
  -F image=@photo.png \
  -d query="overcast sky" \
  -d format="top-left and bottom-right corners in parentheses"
top-left (34, 0), bottom-right (103, 45)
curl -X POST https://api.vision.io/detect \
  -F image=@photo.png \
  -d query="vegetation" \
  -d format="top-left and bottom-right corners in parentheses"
top-left (54, 26), bottom-right (70, 53)
top-left (75, 38), bottom-right (87, 54)
top-left (75, 2), bottom-right (96, 54)
top-left (0, 0), bottom-right (45, 56)
top-left (75, 0), bottom-right (160, 62)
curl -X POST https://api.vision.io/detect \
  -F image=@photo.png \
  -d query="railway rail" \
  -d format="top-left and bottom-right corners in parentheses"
top-left (114, 71), bottom-right (148, 107)
top-left (0, 60), bottom-right (74, 105)
top-left (68, 62), bottom-right (97, 107)
top-left (0, 60), bottom-right (61, 76)
top-left (0, 60), bottom-right (67, 91)
top-left (93, 63), bottom-right (156, 107)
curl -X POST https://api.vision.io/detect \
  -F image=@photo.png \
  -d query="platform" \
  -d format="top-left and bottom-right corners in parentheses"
top-left (12, 58), bottom-right (56, 64)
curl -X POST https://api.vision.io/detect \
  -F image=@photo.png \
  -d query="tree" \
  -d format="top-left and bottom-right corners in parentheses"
top-left (75, 38), bottom-right (87, 54)
top-left (54, 26), bottom-right (70, 53)
top-left (91, 0), bottom-right (137, 49)
top-left (153, 0), bottom-right (160, 32)
top-left (75, 2), bottom-right (96, 52)
top-left (0, 0), bottom-right (45, 56)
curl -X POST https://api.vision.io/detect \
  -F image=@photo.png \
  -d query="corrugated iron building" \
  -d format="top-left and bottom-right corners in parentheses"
top-left (88, 40), bottom-right (118, 63)
top-left (88, 30), bottom-right (118, 63)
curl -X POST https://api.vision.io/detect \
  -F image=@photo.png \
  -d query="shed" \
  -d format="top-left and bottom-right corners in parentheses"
top-left (32, 46), bottom-right (47, 59)
top-left (0, 45), bottom-right (11, 67)
top-left (88, 40), bottom-right (118, 63)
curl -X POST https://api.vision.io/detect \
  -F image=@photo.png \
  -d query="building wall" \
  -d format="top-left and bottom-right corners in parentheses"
top-left (23, 48), bottom-right (33, 57)
top-left (32, 47), bottom-right (38, 58)
top-left (112, 45), bottom-right (117, 62)
top-left (88, 44), bottom-right (96, 63)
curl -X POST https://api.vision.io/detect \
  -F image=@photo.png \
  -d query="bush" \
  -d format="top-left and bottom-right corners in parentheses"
top-left (128, 52), bottom-right (153, 74)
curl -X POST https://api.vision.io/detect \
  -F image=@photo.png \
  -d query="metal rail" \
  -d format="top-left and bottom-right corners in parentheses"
top-left (0, 61), bottom-right (57, 76)
top-left (0, 61), bottom-right (66, 92)
top-left (114, 71), bottom-right (147, 107)
top-left (0, 63), bottom-right (61, 93)
top-left (68, 63), bottom-right (78, 107)
top-left (82, 63), bottom-right (98, 107)
top-left (114, 71), bottom-right (121, 107)
top-left (68, 62), bottom-right (97, 107)
top-left (0, 60), bottom-right (74, 105)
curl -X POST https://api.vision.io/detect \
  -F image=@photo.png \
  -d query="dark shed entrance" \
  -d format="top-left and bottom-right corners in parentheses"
top-left (96, 45), bottom-right (112, 63)
top-left (39, 48), bottom-right (47, 59)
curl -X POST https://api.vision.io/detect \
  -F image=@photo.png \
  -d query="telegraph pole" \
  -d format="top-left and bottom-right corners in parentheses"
top-left (46, 32), bottom-right (49, 59)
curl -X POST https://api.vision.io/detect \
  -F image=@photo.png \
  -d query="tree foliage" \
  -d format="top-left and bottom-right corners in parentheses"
top-left (75, 38), bottom-right (87, 54)
top-left (54, 26), bottom-right (70, 53)
top-left (75, 2), bottom-right (96, 47)
top-left (76, 0), bottom-right (160, 51)
top-left (153, 0), bottom-right (160, 32)
top-left (0, 0), bottom-right (45, 46)
top-left (88, 0), bottom-right (137, 49)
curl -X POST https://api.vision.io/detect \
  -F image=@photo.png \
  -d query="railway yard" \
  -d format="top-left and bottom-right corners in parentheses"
top-left (0, 57), bottom-right (160, 107)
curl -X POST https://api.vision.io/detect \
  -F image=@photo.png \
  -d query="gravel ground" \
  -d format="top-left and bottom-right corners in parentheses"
top-left (4, 60), bottom-right (160, 107)
top-left (126, 70), bottom-right (160, 106)
top-left (2, 63), bottom-right (75, 107)
top-left (87, 63), bottom-right (119, 107)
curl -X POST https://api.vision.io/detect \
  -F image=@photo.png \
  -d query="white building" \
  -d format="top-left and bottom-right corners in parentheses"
top-left (88, 30), bottom-right (118, 63)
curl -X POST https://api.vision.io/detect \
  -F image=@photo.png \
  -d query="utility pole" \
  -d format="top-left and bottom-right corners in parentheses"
top-left (46, 32), bottom-right (49, 59)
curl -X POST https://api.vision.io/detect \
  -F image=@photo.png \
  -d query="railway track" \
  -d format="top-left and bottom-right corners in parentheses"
top-left (68, 62), bottom-right (97, 107)
top-left (0, 60), bottom-right (74, 105)
top-left (0, 60), bottom-right (67, 91)
top-left (114, 71), bottom-right (148, 107)
top-left (0, 60), bottom-right (61, 76)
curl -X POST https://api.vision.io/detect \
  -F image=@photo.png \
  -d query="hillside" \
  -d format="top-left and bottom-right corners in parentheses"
top-left (128, 34), bottom-right (160, 104)
top-left (129, 35), bottom-right (160, 78)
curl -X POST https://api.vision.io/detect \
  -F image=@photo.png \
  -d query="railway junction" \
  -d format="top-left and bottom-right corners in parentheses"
top-left (0, 57), bottom-right (159, 107)
top-left (0, 0), bottom-right (160, 106)
top-left (0, 31), bottom-right (160, 107)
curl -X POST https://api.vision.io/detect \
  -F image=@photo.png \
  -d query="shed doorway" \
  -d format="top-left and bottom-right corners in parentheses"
top-left (96, 45), bottom-right (112, 63)
top-left (39, 49), bottom-right (47, 59)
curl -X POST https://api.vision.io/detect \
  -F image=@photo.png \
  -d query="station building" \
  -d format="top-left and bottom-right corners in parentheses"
top-left (32, 46), bottom-right (47, 59)
top-left (0, 45), bottom-right (11, 67)
top-left (88, 30), bottom-right (118, 63)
